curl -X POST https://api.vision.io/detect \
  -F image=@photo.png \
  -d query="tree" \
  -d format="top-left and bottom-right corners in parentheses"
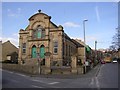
top-left (110, 27), bottom-right (120, 51)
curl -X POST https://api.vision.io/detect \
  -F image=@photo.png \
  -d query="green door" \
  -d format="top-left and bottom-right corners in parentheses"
top-left (32, 46), bottom-right (36, 58)
top-left (40, 45), bottom-right (45, 59)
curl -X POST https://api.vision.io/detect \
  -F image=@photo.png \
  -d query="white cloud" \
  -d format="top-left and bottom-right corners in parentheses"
top-left (7, 8), bottom-right (22, 17)
top-left (13, 33), bottom-right (19, 37)
top-left (1, 33), bottom-right (19, 47)
top-left (95, 6), bottom-right (100, 22)
top-left (62, 22), bottom-right (80, 28)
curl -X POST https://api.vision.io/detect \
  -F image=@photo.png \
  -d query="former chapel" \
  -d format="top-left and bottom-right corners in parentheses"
top-left (18, 10), bottom-right (88, 74)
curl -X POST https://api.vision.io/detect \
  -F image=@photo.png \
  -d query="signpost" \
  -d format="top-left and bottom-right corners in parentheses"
top-left (37, 53), bottom-right (41, 74)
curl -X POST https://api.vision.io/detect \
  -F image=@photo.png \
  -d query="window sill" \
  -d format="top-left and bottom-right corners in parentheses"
top-left (53, 53), bottom-right (58, 55)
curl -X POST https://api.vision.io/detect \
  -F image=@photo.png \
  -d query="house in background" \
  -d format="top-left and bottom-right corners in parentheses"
top-left (2, 40), bottom-right (18, 63)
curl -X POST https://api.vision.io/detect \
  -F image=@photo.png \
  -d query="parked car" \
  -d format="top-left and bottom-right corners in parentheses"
top-left (112, 58), bottom-right (117, 63)
top-left (101, 60), bottom-right (106, 64)
top-left (112, 59), bottom-right (117, 63)
top-left (117, 58), bottom-right (120, 64)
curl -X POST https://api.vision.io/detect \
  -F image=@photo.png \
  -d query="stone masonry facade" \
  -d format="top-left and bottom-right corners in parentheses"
top-left (18, 10), bottom-right (86, 74)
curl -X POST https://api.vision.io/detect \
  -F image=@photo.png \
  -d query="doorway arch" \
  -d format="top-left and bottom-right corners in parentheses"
top-left (32, 45), bottom-right (37, 58)
top-left (40, 45), bottom-right (45, 59)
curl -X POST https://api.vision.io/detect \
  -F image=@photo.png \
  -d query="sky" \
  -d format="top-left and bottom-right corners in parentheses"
top-left (1, 2), bottom-right (118, 49)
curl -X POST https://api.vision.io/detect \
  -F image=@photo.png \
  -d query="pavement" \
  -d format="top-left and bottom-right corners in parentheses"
top-left (29, 64), bottom-right (101, 79)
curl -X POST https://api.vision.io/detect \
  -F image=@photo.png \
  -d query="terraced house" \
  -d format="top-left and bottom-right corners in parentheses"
top-left (18, 10), bottom-right (91, 74)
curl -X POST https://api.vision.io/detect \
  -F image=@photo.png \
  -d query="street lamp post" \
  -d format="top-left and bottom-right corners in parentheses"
top-left (95, 41), bottom-right (97, 63)
top-left (83, 19), bottom-right (88, 74)
top-left (83, 19), bottom-right (88, 44)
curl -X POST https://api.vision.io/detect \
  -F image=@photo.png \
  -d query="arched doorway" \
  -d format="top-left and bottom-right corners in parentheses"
top-left (40, 45), bottom-right (45, 59)
top-left (32, 45), bottom-right (37, 58)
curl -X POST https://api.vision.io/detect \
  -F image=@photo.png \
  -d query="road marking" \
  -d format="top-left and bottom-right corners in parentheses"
top-left (32, 85), bottom-right (43, 88)
top-left (89, 77), bottom-right (100, 89)
top-left (32, 79), bottom-right (46, 83)
top-left (48, 82), bottom-right (59, 85)
top-left (16, 73), bottom-right (26, 77)
top-left (90, 78), bottom-right (94, 85)
top-left (3, 69), bottom-right (27, 77)
top-left (32, 79), bottom-right (59, 85)
top-left (95, 65), bottom-right (102, 77)
top-left (95, 77), bottom-right (100, 89)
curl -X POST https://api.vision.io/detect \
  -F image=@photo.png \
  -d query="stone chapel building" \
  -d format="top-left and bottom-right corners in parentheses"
top-left (18, 10), bottom-right (87, 74)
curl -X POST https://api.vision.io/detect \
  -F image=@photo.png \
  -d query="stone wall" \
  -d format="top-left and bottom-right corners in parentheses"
top-left (77, 47), bottom-right (85, 64)
top-left (2, 63), bottom-right (84, 75)
top-left (2, 64), bottom-right (39, 75)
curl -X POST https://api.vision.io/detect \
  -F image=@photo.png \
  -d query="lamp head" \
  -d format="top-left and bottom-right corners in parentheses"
top-left (84, 19), bottom-right (88, 22)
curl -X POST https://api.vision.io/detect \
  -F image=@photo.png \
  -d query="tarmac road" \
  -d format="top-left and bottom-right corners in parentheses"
top-left (1, 63), bottom-right (118, 89)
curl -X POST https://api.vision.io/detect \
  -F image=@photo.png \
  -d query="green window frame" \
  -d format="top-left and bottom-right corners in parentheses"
top-left (37, 28), bottom-right (42, 38)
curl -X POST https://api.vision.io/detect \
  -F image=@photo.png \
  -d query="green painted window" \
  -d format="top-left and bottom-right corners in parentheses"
top-left (32, 45), bottom-right (36, 58)
top-left (37, 29), bottom-right (42, 38)
top-left (40, 45), bottom-right (45, 59)
top-left (33, 26), bottom-right (45, 39)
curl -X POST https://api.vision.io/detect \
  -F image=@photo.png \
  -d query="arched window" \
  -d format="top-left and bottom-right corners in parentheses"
top-left (32, 45), bottom-right (37, 58)
top-left (33, 25), bottom-right (45, 39)
top-left (37, 28), bottom-right (42, 38)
